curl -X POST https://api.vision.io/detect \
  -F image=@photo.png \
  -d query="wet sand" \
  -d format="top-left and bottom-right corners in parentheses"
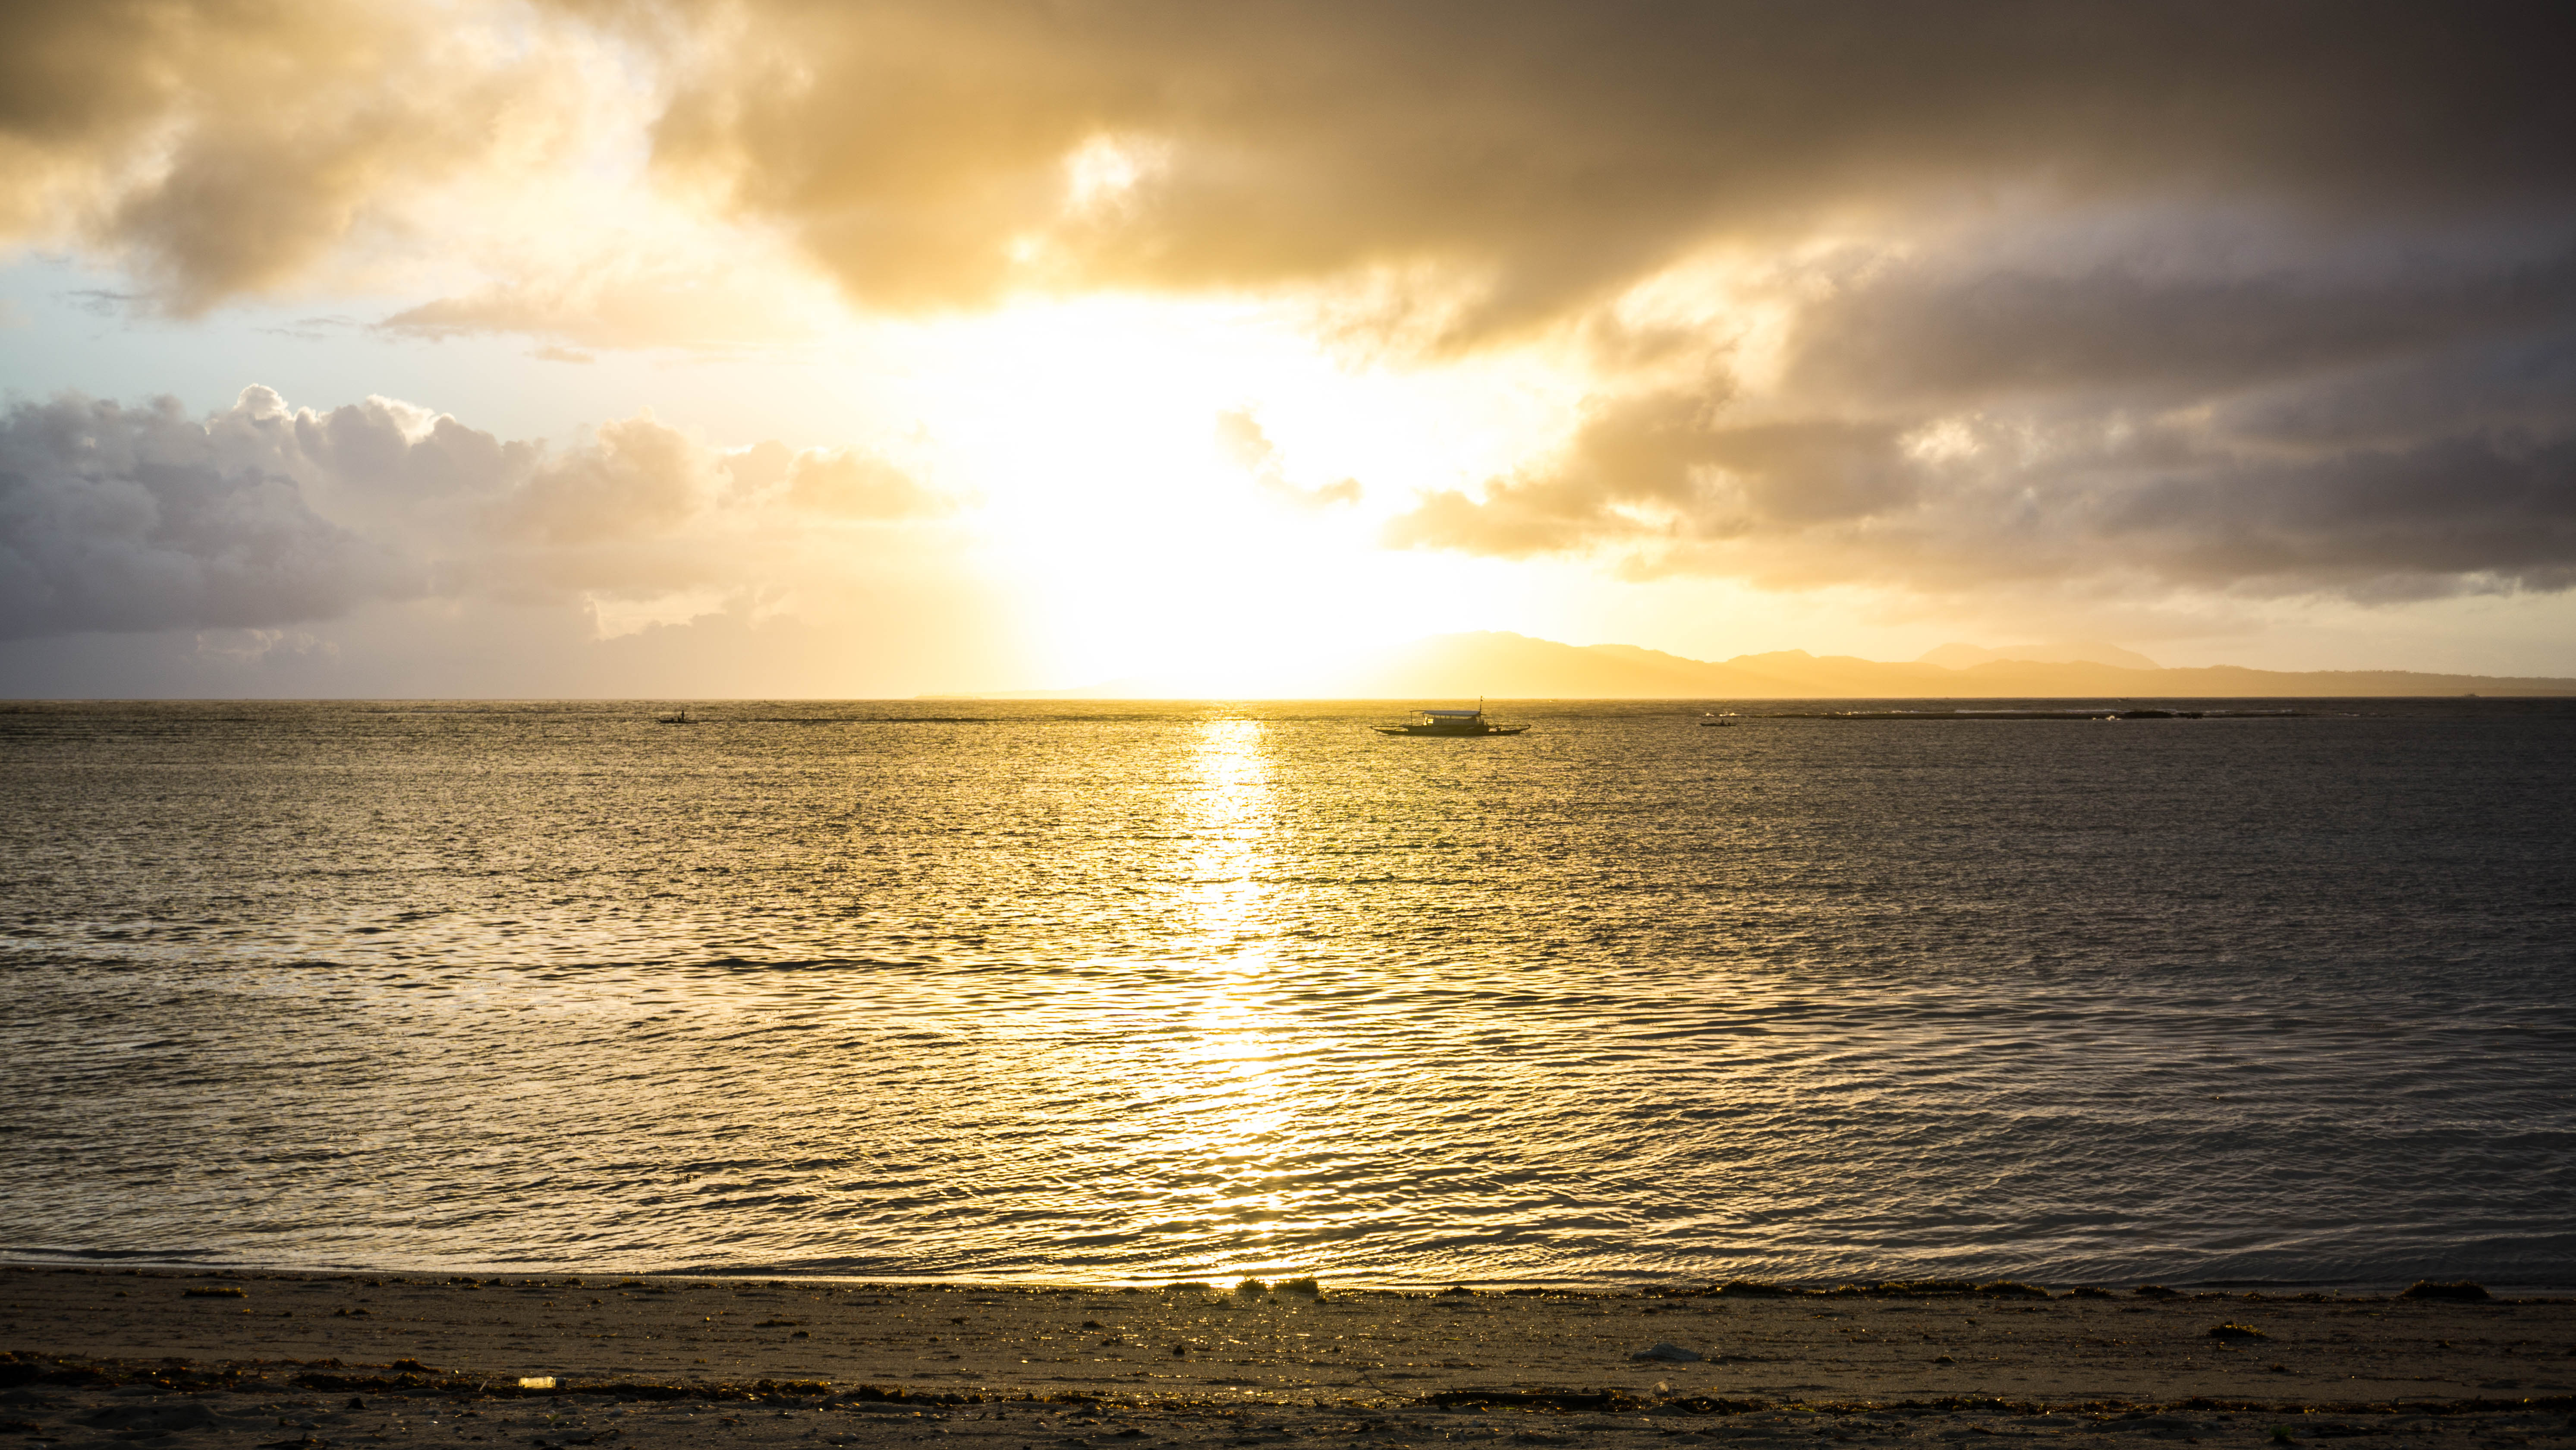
top-left (5, 1269), bottom-right (2571, 1450)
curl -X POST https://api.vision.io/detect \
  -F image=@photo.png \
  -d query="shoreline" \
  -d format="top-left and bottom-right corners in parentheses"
top-left (11, 1258), bottom-right (2570, 1301)
top-left (6, 1265), bottom-right (2573, 1449)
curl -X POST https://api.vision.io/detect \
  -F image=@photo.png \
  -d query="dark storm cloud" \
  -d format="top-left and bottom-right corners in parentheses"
top-left (19, 1), bottom-right (2572, 318)
top-left (2103, 435), bottom-right (2576, 593)
top-left (1391, 381), bottom-right (2576, 598)
top-left (622, 0), bottom-right (2576, 325)
top-left (1782, 236), bottom-right (2576, 408)
top-left (1381, 216), bottom-right (2576, 596)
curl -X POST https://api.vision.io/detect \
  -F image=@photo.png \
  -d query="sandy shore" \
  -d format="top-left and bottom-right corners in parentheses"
top-left (4, 1269), bottom-right (2570, 1450)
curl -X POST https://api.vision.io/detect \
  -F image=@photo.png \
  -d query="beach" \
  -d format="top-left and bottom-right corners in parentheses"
top-left (6, 1269), bottom-right (2570, 1450)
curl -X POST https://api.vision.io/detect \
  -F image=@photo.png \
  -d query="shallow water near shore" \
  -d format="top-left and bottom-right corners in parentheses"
top-left (2, 698), bottom-right (2571, 1289)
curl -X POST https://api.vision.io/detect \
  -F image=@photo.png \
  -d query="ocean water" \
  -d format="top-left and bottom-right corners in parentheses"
top-left (2, 698), bottom-right (2571, 1290)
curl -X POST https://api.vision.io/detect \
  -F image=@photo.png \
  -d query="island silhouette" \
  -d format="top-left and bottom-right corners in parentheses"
top-left (955, 631), bottom-right (2576, 699)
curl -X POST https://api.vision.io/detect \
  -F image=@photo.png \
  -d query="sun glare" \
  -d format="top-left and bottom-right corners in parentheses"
top-left (879, 295), bottom-right (1577, 689)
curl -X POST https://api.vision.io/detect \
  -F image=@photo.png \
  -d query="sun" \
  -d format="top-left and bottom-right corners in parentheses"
top-left (876, 292), bottom-right (1580, 690)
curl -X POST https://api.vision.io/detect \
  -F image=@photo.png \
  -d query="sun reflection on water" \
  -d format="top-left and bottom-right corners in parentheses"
top-left (1177, 716), bottom-right (1277, 963)
top-left (1159, 717), bottom-right (1318, 1280)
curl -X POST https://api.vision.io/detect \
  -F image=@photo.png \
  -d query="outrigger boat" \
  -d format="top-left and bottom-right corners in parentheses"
top-left (1375, 703), bottom-right (1529, 737)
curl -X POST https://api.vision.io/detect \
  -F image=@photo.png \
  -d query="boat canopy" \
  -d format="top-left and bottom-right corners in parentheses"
top-left (1423, 709), bottom-right (1482, 718)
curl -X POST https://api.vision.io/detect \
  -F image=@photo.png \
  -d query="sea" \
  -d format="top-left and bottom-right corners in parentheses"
top-left (3, 698), bottom-right (2571, 1292)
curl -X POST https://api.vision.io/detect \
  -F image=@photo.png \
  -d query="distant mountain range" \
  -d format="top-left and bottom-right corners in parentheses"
top-left (964, 631), bottom-right (2576, 698)
top-left (1914, 640), bottom-right (2164, 671)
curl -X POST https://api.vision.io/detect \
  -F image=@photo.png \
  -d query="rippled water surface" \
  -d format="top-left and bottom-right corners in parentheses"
top-left (3, 699), bottom-right (2571, 1288)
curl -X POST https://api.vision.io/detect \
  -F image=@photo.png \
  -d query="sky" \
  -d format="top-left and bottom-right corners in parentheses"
top-left (3, 0), bottom-right (2574, 697)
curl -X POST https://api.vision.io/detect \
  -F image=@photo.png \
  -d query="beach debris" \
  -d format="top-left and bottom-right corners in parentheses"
top-left (2135, 1285), bottom-right (2180, 1299)
top-left (2400, 1280), bottom-right (2491, 1302)
top-left (1276, 1277), bottom-right (1321, 1296)
top-left (2208, 1323), bottom-right (2267, 1341)
top-left (1441, 1285), bottom-right (1478, 1296)
top-left (1630, 1343), bottom-right (1703, 1363)
top-left (518, 1378), bottom-right (557, 1390)
top-left (1234, 1278), bottom-right (1268, 1297)
top-left (182, 1287), bottom-right (248, 1299)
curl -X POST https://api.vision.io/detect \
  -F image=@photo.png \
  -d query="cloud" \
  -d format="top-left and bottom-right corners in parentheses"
top-left (0, 1), bottom-right (594, 313)
top-left (781, 449), bottom-right (945, 519)
top-left (1382, 203), bottom-right (2576, 598)
top-left (16, 2), bottom-right (2572, 328)
top-left (379, 267), bottom-right (830, 352)
top-left (1214, 410), bottom-right (1274, 473)
top-left (495, 415), bottom-right (711, 545)
top-left (1385, 388), bottom-right (1912, 555)
top-left (1214, 407), bottom-right (1361, 509)
top-left (1389, 374), bottom-right (2576, 598)
top-left (8, 2), bottom-right (2575, 607)
top-left (0, 393), bottom-right (398, 638)
top-left (0, 386), bottom-right (963, 640)
top-left (1780, 227), bottom-right (2576, 409)
top-left (628, 2), bottom-right (2576, 329)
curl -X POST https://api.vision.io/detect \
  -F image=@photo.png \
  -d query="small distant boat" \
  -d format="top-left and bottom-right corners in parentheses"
top-left (656, 708), bottom-right (695, 725)
top-left (1375, 704), bottom-right (1528, 738)
top-left (1701, 712), bottom-right (1738, 728)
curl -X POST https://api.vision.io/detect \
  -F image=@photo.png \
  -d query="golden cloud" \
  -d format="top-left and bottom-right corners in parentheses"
top-left (0, 0), bottom-right (594, 311)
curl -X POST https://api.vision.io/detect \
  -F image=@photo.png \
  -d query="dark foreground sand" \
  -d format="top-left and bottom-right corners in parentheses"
top-left (6, 1269), bottom-right (2571, 1450)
